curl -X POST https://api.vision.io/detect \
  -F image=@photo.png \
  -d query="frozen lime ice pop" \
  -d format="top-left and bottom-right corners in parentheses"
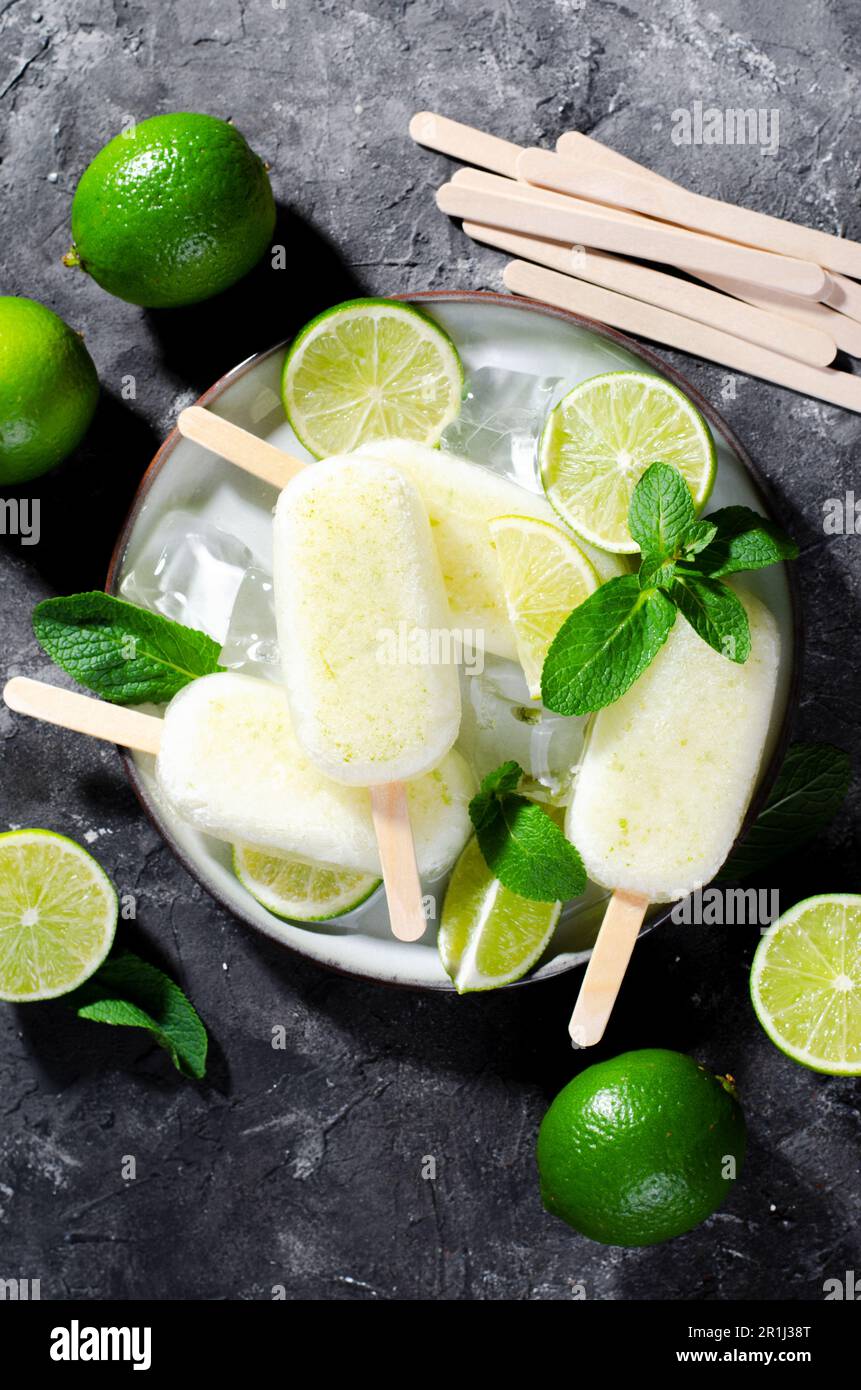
top-left (358, 437), bottom-right (625, 658)
top-left (566, 591), bottom-right (780, 903)
top-left (156, 672), bottom-right (473, 876)
top-left (273, 454), bottom-right (461, 785)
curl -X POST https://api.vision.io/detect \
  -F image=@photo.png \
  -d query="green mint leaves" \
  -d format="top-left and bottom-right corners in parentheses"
top-left (469, 761), bottom-right (586, 902)
top-left (542, 463), bottom-right (797, 716)
top-left (718, 743), bottom-right (851, 882)
top-left (33, 592), bottom-right (224, 705)
top-left (542, 575), bottom-right (676, 717)
top-left (68, 951), bottom-right (208, 1079)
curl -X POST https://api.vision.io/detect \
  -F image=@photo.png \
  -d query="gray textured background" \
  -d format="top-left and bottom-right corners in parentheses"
top-left (1, 0), bottom-right (859, 1301)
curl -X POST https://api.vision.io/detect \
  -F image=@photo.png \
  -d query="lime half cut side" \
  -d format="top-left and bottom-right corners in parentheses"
top-left (489, 514), bottom-right (599, 698)
top-left (281, 298), bottom-right (463, 458)
top-left (439, 836), bottom-right (560, 992)
top-left (750, 893), bottom-right (861, 1076)
top-left (0, 830), bottom-right (117, 1002)
top-left (233, 845), bottom-right (381, 922)
top-left (539, 370), bottom-right (716, 553)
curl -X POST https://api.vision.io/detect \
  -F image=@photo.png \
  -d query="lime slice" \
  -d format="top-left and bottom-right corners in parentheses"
top-left (0, 830), bottom-right (117, 1002)
top-left (233, 845), bottom-right (380, 922)
top-left (539, 370), bottom-right (716, 553)
top-left (439, 836), bottom-right (560, 992)
top-left (281, 298), bottom-right (463, 458)
top-left (489, 514), bottom-right (599, 698)
top-left (750, 894), bottom-right (861, 1076)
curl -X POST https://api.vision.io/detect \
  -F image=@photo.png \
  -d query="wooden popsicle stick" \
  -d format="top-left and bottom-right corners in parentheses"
top-left (409, 110), bottom-right (522, 178)
top-left (822, 271), bottom-right (861, 325)
top-left (437, 181), bottom-right (826, 299)
top-left (462, 220), bottom-right (836, 366)
top-left (4, 677), bottom-right (162, 754)
top-left (177, 406), bottom-right (305, 488)
top-left (503, 259), bottom-right (861, 413)
top-left (520, 145), bottom-right (856, 282)
top-left (557, 130), bottom-right (679, 188)
top-left (569, 890), bottom-right (649, 1046)
top-left (370, 783), bottom-right (427, 943)
top-left (693, 269), bottom-right (861, 359)
top-left (451, 165), bottom-right (654, 228)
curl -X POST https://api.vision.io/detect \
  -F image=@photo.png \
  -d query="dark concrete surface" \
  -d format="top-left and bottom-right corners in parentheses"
top-left (1, 0), bottom-right (859, 1301)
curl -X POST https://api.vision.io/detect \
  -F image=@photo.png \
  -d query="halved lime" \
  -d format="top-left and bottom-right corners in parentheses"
top-left (439, 835), bottom-right (560, 992)
top-left (233, 845), bottom-right (380, 922)
top-left (539, 371), bottom-right (716, 553)
top-left (489, 514), bottom-right (599, 698)
top-left (750, 894), bottom-right (861, 1076)
top-left (0, 830), bottom-right (117, 1002)
top-left (281, 298), bottom-right (463, 458)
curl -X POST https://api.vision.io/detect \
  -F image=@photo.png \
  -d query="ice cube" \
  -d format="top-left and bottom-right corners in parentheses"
top-left (441, 366), bottom-right (563, 485)
top-left (120, 510), bottom-right (253, 643)
top-left (460, 657), bottom-right (586, 803)
top-left (220, 566), bottom-right (280, 676)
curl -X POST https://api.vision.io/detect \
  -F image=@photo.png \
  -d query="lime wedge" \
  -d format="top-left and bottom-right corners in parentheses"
top-left (281, 298), bottom-right (463, 458)
top-left (539, 370), bottom-right (716, 553)
top-left (0, 830), bottom-right (117, 1002)
top-left (750, 894), bottom-right (861, 1076)
top-left (233, 845), bottom-right (380, 922)
top-left (489, 514), bottom-right (599, 698)
top-left (439, 836), bottom-right (560, 992)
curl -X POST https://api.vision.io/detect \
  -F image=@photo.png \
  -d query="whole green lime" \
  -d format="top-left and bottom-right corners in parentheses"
top-left (65, 113), bottom-right (276, 308)
top-left (536, 1049), bottom-right (746, 1246)
top-left (0, 296), bottom-right (99, 486)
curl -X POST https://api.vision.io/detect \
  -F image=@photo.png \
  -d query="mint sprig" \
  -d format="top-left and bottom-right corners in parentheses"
top-left (68, 951), bottom-right (208, 1079)
top-left (542, 464), bottom-right (797, 716)
top-left (33, 592), bottom-right (224, 705)
top-left (717, 743), bottom-right (850, 882)
top-left (469, 761), bottom-right (586, 902)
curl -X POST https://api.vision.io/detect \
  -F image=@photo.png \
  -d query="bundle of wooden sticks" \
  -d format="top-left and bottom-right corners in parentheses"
top-left (410, 111), bottom-right (861, 413)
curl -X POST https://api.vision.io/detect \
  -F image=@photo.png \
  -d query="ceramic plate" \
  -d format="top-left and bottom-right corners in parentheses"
top-left (107, 292), bottom-right (799, 990)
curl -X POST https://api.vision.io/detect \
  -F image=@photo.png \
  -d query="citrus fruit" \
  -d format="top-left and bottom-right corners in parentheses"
top-left (536, 1048), bottom-right (746, 1245)
top-left (0, 296), bottom-right (98, 485)
top-left (539, 371), bottom-right (716, 552)
top-left (0, 830), bottom-right (117, 1002)
top-left (750, 893), bottom-right (861, 1076)
top-left (281, 298), bottom-right (463, 457)
top-left (233, 845), bottom-right (380, 922)
top-left (439, 835), bottom-right (560, 991)
top-left (489, 514), bottom-right (599, 698)
top-left (65, 113), bottom-right (275, 307)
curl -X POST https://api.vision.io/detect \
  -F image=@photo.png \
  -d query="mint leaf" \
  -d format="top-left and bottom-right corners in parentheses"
top-left (33, 592), bottom-right (224, 705)
top-left (469, 764), bottom-right (585, 902)
top-left (718, 743), bottom-right (850, 881)
top-left (68, 952), bottom-right (208, 1079)
top-left (680, 519), bottom-right (718, 558)
top-left (670, 574), bottom-right (751, 662)
top-left (639, 555), bottom-right (676, 590)
top-left (542, 575), bottom-right (676, 715)
top-left (690, 506), bottom-right (798, 578)
top-left (628, 462), bottom-right (696, 560)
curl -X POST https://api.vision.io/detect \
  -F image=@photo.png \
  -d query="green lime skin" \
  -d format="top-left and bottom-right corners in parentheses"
top-left (536, 1049), bottom-right (746, 1247)
top-left (0, 296), bottom-right (99, 486)
top-left (67, 113), bottom-right (276, 308)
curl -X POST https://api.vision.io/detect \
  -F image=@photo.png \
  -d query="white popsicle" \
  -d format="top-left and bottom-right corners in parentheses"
top-left (567, 592), bottom-right (780, 902)
top-left (157, 671), bottom-right (474, 878)
top-left (273, 455), bottom-right (461, 786)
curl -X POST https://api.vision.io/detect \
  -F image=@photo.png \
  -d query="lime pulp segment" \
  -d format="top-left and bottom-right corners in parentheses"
top-left (0, 830), bottom-right (117, 1002)
top-left (233, 845), bottom-right (381, 922)
top-left (281, 298), bottom-right (463, 458)
top-left (750, 894), bottom-right (861, 1076)
top-left (539, 370), bottom-right (716, 553)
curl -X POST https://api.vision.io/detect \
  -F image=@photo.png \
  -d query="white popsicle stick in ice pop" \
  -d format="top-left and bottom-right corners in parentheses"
top-left (4, 676), bottom-right (163, 753)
